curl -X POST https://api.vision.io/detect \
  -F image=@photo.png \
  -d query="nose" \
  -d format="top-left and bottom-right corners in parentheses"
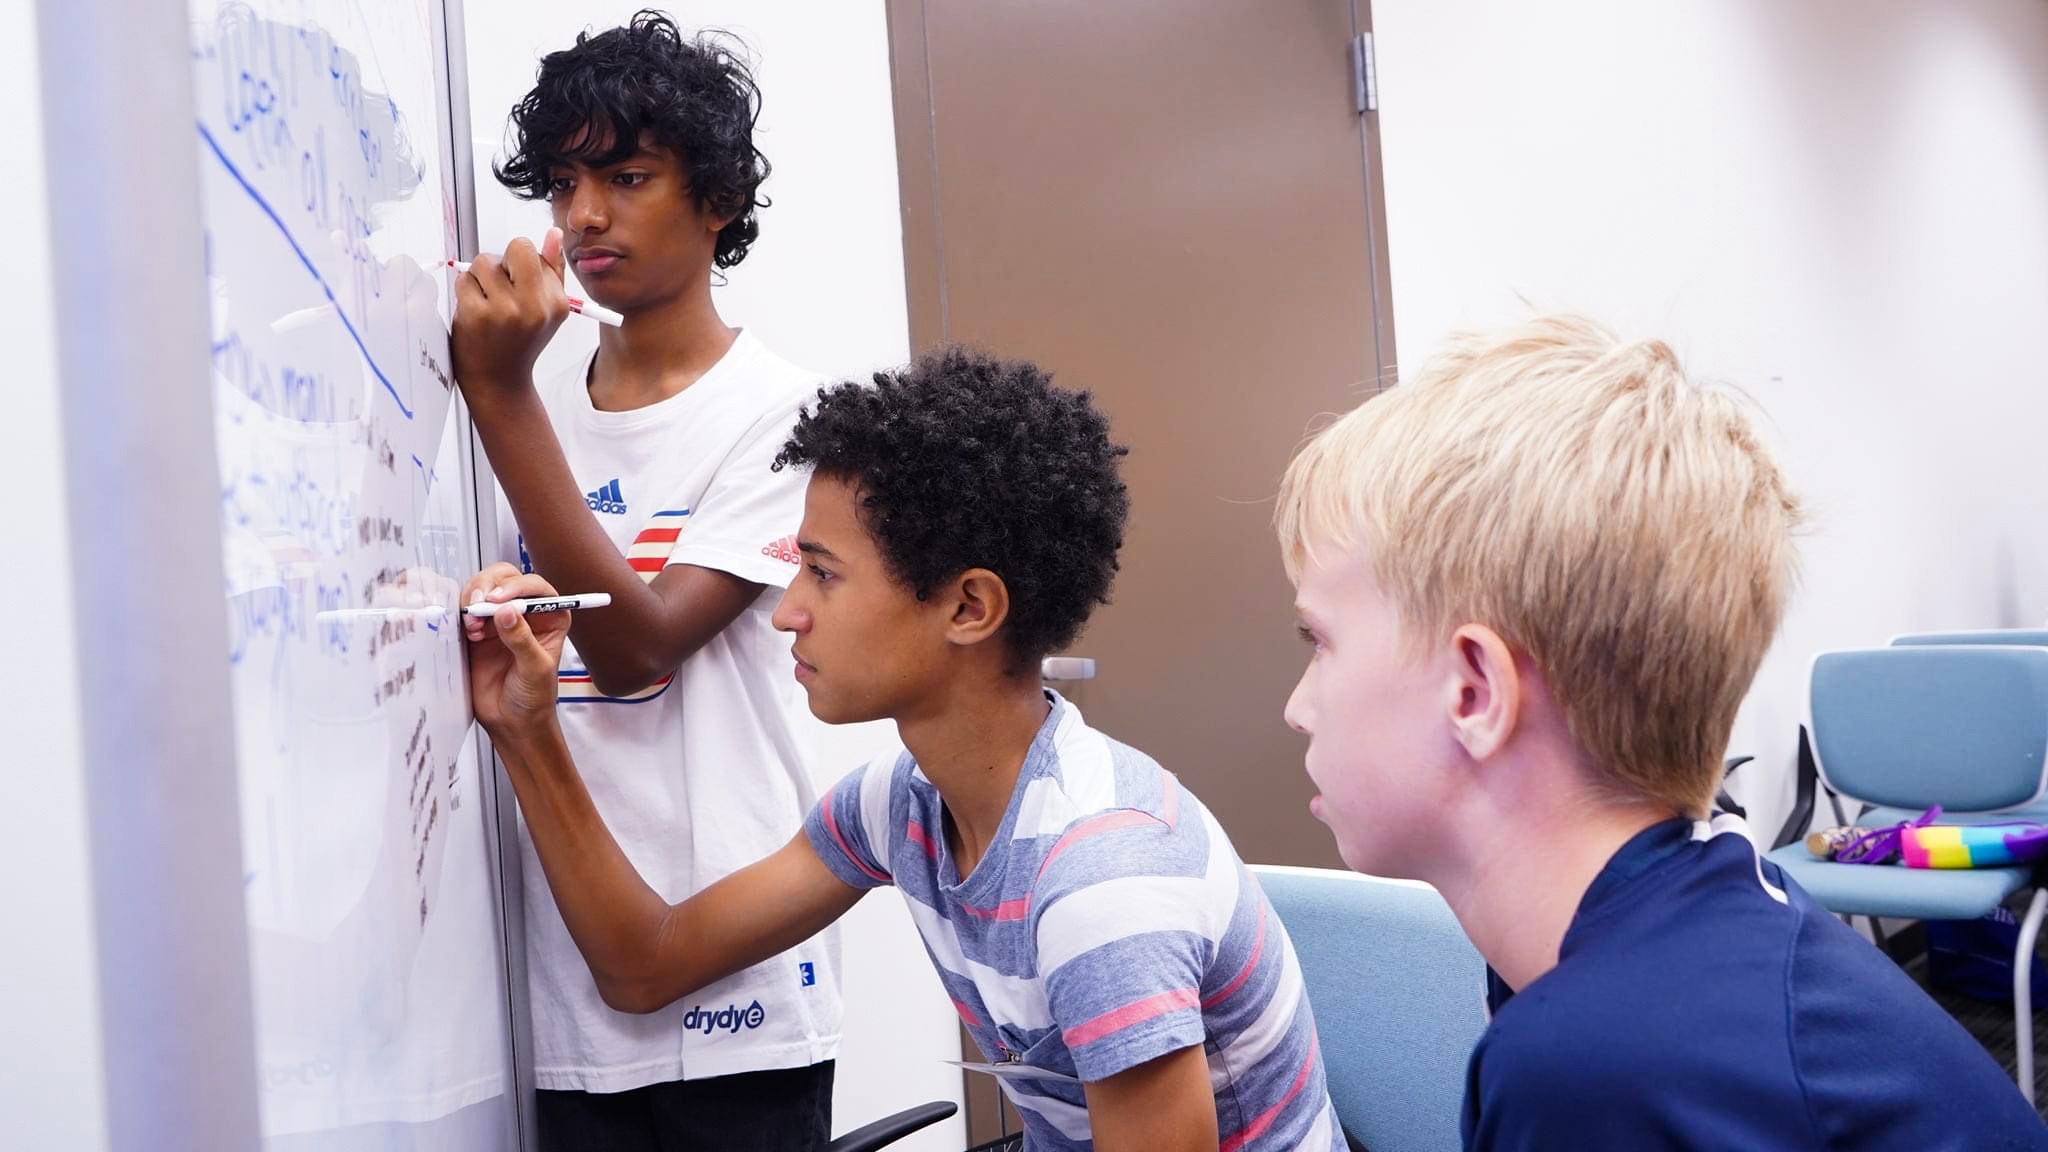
top-left (563, 179), bottom-right (607, 235)
top-left (1283, 666), bottom-right (1312, 735)
top-left (771, 590), bottom-right (807, 635)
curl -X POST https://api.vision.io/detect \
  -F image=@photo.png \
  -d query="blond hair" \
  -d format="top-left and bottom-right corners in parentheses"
top-left (1277, 314), bottom-right (1802, 817)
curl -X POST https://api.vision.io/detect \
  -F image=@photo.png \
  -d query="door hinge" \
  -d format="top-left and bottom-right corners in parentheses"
top-left (1349, 32), bottom-right (1378, 114)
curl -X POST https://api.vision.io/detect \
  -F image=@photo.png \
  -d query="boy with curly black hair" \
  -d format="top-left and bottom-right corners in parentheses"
top-left (464, 348), bottom-right (1342, 1152)
top-left (450, 12), bottom-right (838, 1149)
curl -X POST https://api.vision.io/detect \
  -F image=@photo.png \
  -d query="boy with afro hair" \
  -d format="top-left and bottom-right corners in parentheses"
top-left (465, 347), bottom-right (1342, 1151)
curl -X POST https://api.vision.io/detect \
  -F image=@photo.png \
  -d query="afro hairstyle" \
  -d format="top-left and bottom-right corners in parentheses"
top-left (774, 346), bottom-right (1130, 673)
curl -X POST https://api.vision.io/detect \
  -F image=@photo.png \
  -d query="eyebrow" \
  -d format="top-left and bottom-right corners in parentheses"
top-left (797, 540), bottom-right (840, 563)
top-left (550, 146), bottom-right (661, 170)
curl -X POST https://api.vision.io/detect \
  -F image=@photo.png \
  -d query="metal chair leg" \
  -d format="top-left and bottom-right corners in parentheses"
top-left (2014, 889), bottom-right (2048, 1105)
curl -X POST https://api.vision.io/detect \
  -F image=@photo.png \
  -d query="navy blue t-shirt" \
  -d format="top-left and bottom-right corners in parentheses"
top-left (1463, 817), bottom-right (2048, 1151)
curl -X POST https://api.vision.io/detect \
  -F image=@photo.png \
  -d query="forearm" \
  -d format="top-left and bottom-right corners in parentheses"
top-left (467, 386), bottom-right (688, 688)
top-left (490, 719), bottom-right (698, 1010)
top-left (490, 718), bottom-right (862, 1010)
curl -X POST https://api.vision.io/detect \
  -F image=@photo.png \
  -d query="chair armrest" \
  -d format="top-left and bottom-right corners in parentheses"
top-left (1715, 754), bottom-right (1756, 820)
top-left (825, 1102), bottom-right (960, 1152)
top-left (1765, 726), bottom-right (1823, 851)
top-left (1724, 729), bottom-right (1854, 852)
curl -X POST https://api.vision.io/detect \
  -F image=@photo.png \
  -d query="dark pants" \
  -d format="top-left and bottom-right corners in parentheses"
top-left (537, 1061), bottom-right (835, 1152)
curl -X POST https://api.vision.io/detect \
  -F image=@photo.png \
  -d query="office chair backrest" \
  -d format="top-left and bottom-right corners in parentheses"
top-left (1810, 646), bottom-right (2048, 813)
top-left (1251, 866), bottom-right (1485, 1152)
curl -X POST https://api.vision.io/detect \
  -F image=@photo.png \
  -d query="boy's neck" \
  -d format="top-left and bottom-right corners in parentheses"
top-left (896, 675), bottom-right (1052, 881)
top-left (1434, 788), bottom-right (1675, 994)
top-left (587, 278), bottom-right (737, 411)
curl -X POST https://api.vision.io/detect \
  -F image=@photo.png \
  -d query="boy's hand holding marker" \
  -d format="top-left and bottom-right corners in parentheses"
top-left (462, 563), bottom-right (608, 742)
top-left (448, 228), bottom-right (621, 410)
top-left (449, 255), bottom-right (624, 326)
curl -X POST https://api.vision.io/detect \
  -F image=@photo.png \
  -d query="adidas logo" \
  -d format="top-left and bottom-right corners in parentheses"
top-left (585, 479), bottom-right (626, 515)
top-left (761, 534), bottom-right (800, 565)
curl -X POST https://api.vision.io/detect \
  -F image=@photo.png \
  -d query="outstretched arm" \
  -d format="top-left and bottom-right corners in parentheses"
top-left (466, 570), bottom-right (861, 1012)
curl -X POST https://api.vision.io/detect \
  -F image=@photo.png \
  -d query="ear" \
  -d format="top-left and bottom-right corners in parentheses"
top-left (1445, 623), bottom-right (1520, 762)
top-left (697, 200), bottom-right (739, 237)
top-left (942, 568), bottom-right (1012, 651)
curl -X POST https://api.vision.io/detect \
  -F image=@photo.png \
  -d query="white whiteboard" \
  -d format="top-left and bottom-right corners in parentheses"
top-left (191, 0), bottom-right (516, 1145)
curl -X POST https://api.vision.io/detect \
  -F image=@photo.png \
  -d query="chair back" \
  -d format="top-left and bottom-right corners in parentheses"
top-left (1252, 866), bottom-right (1485, 1152)
top-left (1891, 629), bottom-right (2048, 648)
top-left (1810, 646), bottom-right (2048, 812)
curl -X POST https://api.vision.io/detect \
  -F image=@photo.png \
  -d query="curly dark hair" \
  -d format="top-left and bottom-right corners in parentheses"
top-left (492, 11), bottom-right (770, 269)
top-left (776, 347), bottom-right (1131, 673)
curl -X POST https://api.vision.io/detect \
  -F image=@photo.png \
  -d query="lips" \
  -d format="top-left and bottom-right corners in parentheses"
top-left (570, 247), bottom-right (622, 275)
top-left (792, 650), bottom-right (818, 683)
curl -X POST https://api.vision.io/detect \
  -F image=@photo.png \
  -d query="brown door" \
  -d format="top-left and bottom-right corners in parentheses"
top-left (889, 0), bottom-right (1394, 873)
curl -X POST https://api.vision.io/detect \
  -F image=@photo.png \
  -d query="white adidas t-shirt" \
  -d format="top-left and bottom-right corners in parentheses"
top-left (495, 330), bottom-right (840, 1092)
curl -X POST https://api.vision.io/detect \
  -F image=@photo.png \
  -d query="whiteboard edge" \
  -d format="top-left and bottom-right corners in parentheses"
top-left (437, 0), bottom-right (537, 1148)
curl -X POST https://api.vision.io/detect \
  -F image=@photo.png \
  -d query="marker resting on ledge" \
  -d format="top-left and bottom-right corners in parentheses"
top-left (447, 260), bottom-right (626, 327)
top-left (464, 592), bottom-right (613, 618)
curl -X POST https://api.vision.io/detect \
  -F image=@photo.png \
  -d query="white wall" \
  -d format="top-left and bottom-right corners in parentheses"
top-left (461, 6), bottom-right (965, 1147)
top-left (1372, 0), bottom-right (2048, 837)
top-left (2, 0), bottom-right (109, 1145)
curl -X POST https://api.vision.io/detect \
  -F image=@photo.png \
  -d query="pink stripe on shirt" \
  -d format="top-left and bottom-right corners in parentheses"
top-left (1202, 900), bottom-right (1267, 1010)
top-left (1061, 986), bottom-right (1201, 1050)
top-left (1036, 810), bottom-right (1165, 881)
top-left (1219, 1028), bottom-right (1319, 1152)
top-left (957, 896), bottom-right (1032, 921)
top-left (822, 784), bottom-right (890, 883)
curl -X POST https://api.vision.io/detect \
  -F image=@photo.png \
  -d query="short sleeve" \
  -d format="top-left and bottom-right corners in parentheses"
top-left (802, 763), bottom-right (896, 891)
top-left (663, 395), bottom-right (815, 588)
top-left (1033, 820), bottom-right (1211, 1082)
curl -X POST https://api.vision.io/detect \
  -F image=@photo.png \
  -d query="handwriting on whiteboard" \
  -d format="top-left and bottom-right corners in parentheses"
top-left (193, 1), bottom-right (510, 1132)
top-left (198, 4), bottom-right (468, 968)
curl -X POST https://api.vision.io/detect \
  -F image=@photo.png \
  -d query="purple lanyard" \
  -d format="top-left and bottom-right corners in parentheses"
top-left (1835, 805), bottom-right (1942, 864)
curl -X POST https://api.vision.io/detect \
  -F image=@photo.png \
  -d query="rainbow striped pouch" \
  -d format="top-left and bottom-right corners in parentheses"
top-left (1901, 822), bottom-right (2048, 869)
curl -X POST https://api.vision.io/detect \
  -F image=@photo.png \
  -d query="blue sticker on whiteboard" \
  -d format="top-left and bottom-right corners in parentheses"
top-left (799, 962), bottom-right (816, 987)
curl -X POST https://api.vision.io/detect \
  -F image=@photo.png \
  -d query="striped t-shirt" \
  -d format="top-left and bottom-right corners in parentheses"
top-left (804, 694), bottom-right (1341, 1150)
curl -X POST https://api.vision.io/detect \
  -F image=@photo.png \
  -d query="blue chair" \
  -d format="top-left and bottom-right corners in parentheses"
top-left (1252, 865), bottom-right (1487, 1152)
top-left (1762, 645), bottom-right (2048, 1102)
top-left (1892, 629), bottom-right (2048, 650)
top-left (1876, 632), bottom-right (2048, 833)
top-left (1756, 630), bottom-right (2048, 889)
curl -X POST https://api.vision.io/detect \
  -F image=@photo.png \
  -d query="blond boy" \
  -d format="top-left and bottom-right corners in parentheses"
top-left (1277, 315), bottom-right (2045, 1149)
